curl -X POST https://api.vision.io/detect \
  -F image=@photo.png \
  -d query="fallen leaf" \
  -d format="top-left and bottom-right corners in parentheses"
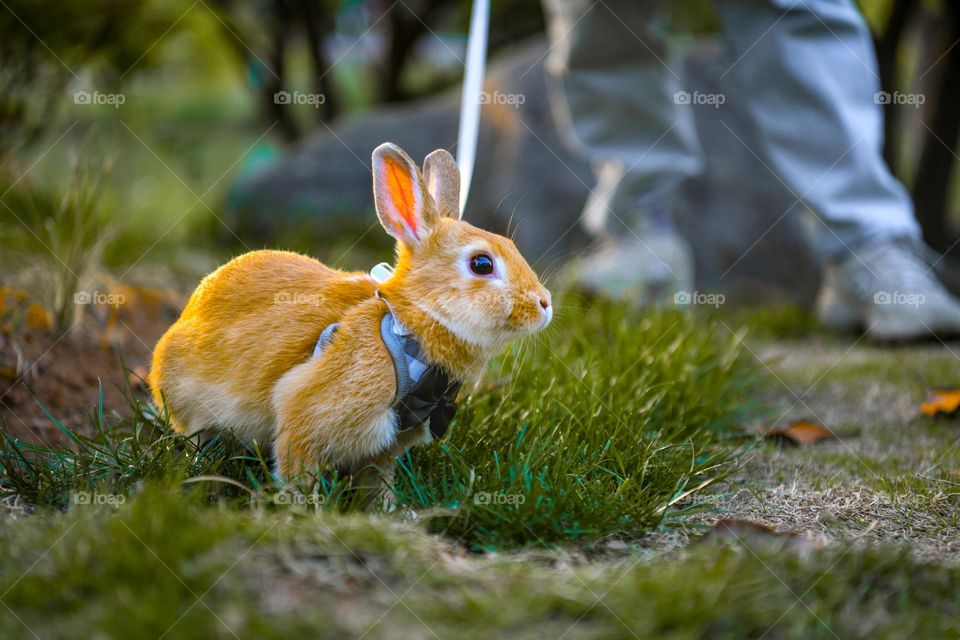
top-left (704, 519), bottom-right (823, 551)
top-left (709, 519), bottom-right (788, 538)
top-left (920, 389), bottom-right (960, 416)
top-left (766, 420), bottom-right (834, 445)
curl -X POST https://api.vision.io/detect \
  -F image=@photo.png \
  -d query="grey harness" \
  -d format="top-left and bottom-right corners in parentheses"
top-left (312, 311), bottom-right (461, 440)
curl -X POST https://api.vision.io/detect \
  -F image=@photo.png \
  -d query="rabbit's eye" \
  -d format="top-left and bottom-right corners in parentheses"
top-left (469, 253), bottom-right (494, 276)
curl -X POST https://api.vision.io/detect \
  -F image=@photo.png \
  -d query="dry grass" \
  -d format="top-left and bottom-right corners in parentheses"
top-left (664, 334), bottom-right (960, 564)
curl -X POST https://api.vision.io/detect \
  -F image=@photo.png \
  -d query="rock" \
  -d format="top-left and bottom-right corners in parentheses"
top-left (226, 39), bottom-right (592, 264)
top-left (226, 38), bottom-right (822, 303)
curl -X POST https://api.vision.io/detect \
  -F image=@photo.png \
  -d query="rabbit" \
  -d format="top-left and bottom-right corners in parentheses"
top-left (148, 142), bottom-right (553, 484)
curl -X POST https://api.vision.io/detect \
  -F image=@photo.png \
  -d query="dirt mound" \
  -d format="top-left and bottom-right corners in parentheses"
top-left (0, 285), bottom-right (183, 443)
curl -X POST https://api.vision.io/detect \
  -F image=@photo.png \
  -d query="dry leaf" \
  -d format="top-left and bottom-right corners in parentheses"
top-left (766, 420), bottom-right (834, 445)
top-left (704, 519), bottom-right (823, 551)
top-left (920, 389), bottom-right (960, 416)
top-left (710, 519), bottom-right (782, 538)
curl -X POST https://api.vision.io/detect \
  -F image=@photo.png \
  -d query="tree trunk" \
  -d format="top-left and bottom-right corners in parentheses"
top-left (380, 0), bottom-right (450, 103)
top-left (264, 0), bottom-right (299, 143)
top-left (209, 0), bottom-right (299, 142)
top-left (300, 0), bottom-right (338, 123)
top-left (913, 2), bottom-right (960, 249)
top-left (875, 0), bottom-right (918, 171)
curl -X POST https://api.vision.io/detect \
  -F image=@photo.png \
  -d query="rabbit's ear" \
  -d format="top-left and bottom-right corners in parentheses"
top-left (422, 149), bottom-right (460, 218)
top-left (372, 143), bottom-right (438, 247)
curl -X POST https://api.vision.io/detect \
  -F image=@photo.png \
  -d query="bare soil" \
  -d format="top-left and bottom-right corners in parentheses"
top-left (0, 284), bottom-right (183, 442)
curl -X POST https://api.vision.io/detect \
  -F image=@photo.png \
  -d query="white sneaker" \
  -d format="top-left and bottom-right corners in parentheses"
top-left (570, 227), bottom-right (694, 305)
top-left (817, 239), bottom-right (960, 341)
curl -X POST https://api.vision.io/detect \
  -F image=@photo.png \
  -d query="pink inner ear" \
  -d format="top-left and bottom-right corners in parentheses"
top-left (383, 156), bottom-right (418, 238)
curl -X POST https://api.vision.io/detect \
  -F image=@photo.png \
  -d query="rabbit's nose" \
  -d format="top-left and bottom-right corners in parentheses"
top-left (537, 288), bottom-right (552, 311)
top-left (537, 294), bottom-right (553, 328)
top-left (536, 290), bottom-right (553, 326)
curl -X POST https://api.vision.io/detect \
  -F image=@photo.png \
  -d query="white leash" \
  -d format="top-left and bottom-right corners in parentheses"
top-left (375, 0), bottom-right (489, 283)
top-left (455, 0), bottom-right (490, 219)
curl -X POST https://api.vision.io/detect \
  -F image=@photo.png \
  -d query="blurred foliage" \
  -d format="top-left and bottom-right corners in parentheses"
top-left (207, 0), bottom-right (544, 139)
top-left (1, 139), bottom-right (114, 331)
top-left (0, 0), bottom-right (546, 285)
top-left (859, 0), bottom-right (899, 30)
top-left (0, 0), bottom-right (197, 163)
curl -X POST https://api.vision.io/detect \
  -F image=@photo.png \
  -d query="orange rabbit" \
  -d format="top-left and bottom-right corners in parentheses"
top-left (149, 143), bottom-right (552, 481)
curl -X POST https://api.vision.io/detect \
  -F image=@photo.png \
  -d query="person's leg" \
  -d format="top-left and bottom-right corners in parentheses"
top-left (543, 0), bottom-right (702, 230)
top-left (542, 0), bottom-right (699, 301)
top-left (716, 0), bottom-right (920, 257)
top-left (715, 0), bottom-right (960, 339)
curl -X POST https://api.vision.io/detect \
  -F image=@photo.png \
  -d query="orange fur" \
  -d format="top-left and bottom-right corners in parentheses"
top-left (149, 143), bottom-right (551, 481)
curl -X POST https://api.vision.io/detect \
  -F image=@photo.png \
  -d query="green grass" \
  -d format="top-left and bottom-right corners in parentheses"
top-left (1, 301), bottom-right (762, 549)
top-left (394, 301), bottom-right (760, 547)
top-left (1, 484), bottom-right (957, 639)
top-left (707, 303), bottom-right (822, 340)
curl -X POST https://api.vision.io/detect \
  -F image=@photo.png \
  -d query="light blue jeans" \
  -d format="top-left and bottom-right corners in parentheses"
top-left (542, 0), bottom-right (921, 258)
